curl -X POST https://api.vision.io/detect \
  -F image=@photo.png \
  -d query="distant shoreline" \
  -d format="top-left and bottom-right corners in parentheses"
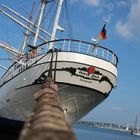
top-left (75, 121), bottom-right (139, 132)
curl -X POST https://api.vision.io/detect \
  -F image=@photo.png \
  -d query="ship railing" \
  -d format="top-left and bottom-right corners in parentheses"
top-left (48, 39), bottom-right (118, 67)
top-left (0, 39), bottom-right (118, 84)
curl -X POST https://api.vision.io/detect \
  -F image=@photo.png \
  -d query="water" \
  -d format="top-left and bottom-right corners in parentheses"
top-left (73, 125), bottom-right (140, 140)
top-left (0, 120), bottom-right (139, 140)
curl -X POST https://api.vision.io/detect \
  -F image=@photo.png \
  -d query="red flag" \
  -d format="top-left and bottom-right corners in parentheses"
top-left (99, 23), bottom-right (107, 40)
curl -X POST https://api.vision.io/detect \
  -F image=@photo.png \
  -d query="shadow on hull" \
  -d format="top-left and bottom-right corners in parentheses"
top-left (0, 117), bottom-right (24, 140)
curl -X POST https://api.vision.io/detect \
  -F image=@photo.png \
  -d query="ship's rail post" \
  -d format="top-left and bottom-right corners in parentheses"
top-left (86, 44), bottom-right (91, 54)
top-left (78, 41), bottom-right (81, 53)
top-left (112, 53), bottom-right (116, 65)
top-left (93, 45), bottom-right (98, 56)
top-left (63, 39), bottom-right (66, 51)
top-left (106, 50), bottom-right (109, 61)
top-left (68, 39), bottom-right (71, 51)
top-left (102, 49), bottom-right (105, 58)
top-left (19, 77), bottom-right (76, 140)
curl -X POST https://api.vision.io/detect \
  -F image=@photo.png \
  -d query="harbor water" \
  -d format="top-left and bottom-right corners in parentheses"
top-left (73, 125), bottom-right (140, 140)
top-left (0, 124), bottom-right (140, 140)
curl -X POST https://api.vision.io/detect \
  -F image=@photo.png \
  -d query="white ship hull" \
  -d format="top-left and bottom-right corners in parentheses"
top-left (131, 131), bottom-right (140, 136)
top-left (0, 47), bottom-right (117, 124)
top-left (0, 0), bottom-right (118, 125)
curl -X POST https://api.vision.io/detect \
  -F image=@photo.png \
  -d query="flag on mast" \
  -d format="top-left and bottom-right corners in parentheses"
top-left (99, 22), bottom-right (107, 40)
top-left (96, 22), bottom-right (107, 44)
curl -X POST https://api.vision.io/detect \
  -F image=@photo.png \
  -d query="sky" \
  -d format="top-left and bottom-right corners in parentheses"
top-left (68, 0), bottom-right (140, 125)
top-left (0, 0), bottom-right (140, 125)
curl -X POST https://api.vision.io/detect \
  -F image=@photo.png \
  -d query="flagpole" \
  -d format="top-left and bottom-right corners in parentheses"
top-left (96, 37), bottom-right (100, 45)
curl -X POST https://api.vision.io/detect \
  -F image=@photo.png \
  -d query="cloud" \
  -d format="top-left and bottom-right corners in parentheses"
top-left (104, 2), bottom-right (115, 12)
top-left (70, 0), bottom-right (101, 7)
top-left (116, 22), bottom-right (132, 39)
top-left (83, 0), bottom-right (101, 6)
top-left (70, 0), bottom-right (78, 4)
top-left (116, 0), bottom-right (131, 7)
top-left (109, 106), bottom-right (124, 112)
top-left (115, 0), bottom-right (140, 39)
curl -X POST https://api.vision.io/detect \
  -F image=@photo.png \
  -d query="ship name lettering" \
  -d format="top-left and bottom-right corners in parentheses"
top-left (80, 79), bottom-right (92, 83)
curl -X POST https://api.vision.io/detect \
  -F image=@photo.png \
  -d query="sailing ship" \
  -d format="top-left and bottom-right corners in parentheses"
top-left (131, 115), bottom-right (140, 136)
top-left (0, 0), bottom-right (118, 124)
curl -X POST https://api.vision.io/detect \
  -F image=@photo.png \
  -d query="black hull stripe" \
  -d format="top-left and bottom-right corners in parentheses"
top-left (0, 60), bottom-right (117, 88)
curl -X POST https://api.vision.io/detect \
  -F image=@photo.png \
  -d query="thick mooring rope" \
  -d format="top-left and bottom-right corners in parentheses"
top-left (19, 77), bottom-right (76, 140)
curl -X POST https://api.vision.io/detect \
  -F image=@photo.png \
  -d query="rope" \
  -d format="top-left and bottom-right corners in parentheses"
top-left (47, 49), bottom-right (54, 78)
top-left (53, 49), bottom-right (58, 82)
top-left (19, 75), bottom-right (76, 140)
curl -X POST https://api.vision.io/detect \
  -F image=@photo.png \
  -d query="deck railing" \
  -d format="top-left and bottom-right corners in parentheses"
top-left (49, 39), bottom-right (118, 67)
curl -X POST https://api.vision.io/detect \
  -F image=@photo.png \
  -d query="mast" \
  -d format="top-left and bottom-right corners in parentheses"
top-left (33, 0), bottom-right (47, 46)
top-left (135, 115), bottom-right (138, 130)
top-left (49, 0), bottom-right (64, 50)
top-left (0, 41), bottom-right (23, 56)
top-left (21, 1), bottom-right (35, 52)
top-left (0, 9), bottom-right (47, 42)
top-left (2, 4), bottom-right (51, 38)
